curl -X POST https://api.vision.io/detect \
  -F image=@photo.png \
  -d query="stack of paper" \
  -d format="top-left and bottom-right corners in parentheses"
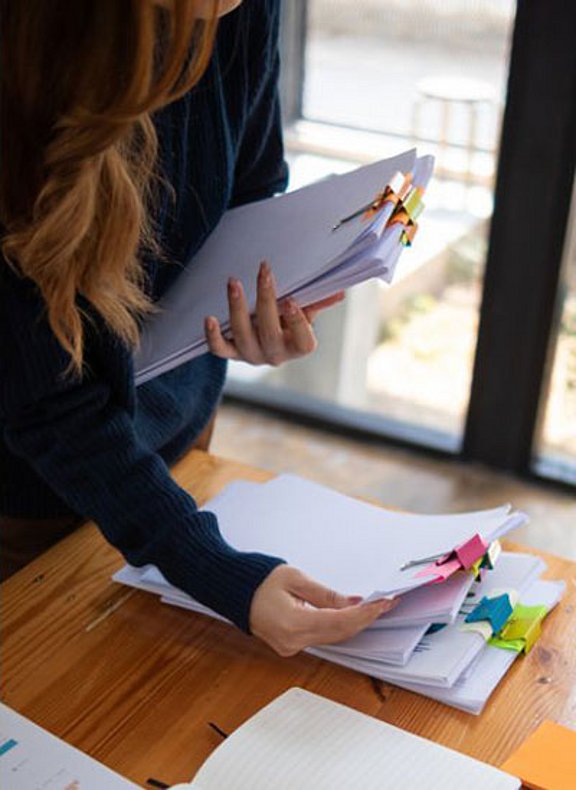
top-left (113, 475), bottom-right (564, 714)
top-left (135, 149), bottom-right (433, 384)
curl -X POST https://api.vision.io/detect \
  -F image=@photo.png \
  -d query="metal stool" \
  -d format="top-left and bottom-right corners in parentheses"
top-left (412, 76), bottom-right (497, 183)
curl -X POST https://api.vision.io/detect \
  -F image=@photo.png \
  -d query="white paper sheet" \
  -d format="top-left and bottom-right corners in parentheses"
top-left (201, 473), bottom-right (525, 598)
top-left (371, 570), bottom-right (475, 628)
top-left (309, 622), bottom-right (486, 688)
top-left (0, 705), bottom-right (137, 789)
top-left (316, 622), bottom-right (430, 666)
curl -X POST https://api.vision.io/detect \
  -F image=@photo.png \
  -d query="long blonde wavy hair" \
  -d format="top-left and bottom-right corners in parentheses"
top-left (1, 0), bottom-right (219, 372)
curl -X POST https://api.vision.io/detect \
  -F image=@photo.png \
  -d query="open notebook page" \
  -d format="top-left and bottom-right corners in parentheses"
top-left (187, 688), bottom-right (519, 790)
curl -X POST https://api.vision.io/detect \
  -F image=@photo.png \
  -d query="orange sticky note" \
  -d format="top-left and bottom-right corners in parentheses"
top-left (501, 720), bottom-right (576, 789)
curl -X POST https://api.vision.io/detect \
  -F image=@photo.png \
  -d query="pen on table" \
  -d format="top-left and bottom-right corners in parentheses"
top-left (145, 724), bottom-right (228, 787)
top-left (146, 779), bottom-right (170, 789)
top-left (208, 721), bottom-right (229, 739)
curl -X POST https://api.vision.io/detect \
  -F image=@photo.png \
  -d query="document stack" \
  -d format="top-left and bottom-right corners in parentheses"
top-left (135, 149), bottom-right (433, 384)
top-left (114, 475), bottom-right (565, 715)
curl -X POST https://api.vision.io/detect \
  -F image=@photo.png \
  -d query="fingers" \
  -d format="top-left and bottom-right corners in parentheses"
top-left (302, 599), bottom-right (394, 646)
top-left (282, 299), bottom-right (317, 357)
top-left (205, 316), bottom-right (240, 359)
top-left (287, 571), bottom-right (359, 610)
top-left (377, 597), bottom-right (397, 615)
top-left (227, 276), bottom-right (263, 363)
top-left (206, 263), bottom-right (342, 367)
top-left (255, 262), bottom-right (284, 365)
top-left (303, 291), bottom-right (345, 323)
top-left (250, 566), bottom-right (398, 657)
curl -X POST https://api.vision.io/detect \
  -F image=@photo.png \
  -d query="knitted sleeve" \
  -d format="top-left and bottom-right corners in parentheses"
top-left (230, 0), bottom-right (289, 207)
top-left (0, 266), bottom-right (284, 631)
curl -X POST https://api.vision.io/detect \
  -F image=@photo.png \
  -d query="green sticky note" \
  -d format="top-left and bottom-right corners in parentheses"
top-left (490, 603), bottom-right (548, 654)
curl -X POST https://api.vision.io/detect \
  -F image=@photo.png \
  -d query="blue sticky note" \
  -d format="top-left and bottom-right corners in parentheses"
top-left (465, 593), bottom-right (513, 634)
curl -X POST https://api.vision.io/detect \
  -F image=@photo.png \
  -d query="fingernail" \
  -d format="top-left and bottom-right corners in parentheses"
top-left (284, 298), bottom-right (298, 317)
top-left (228, 278), bottom-right (240, 299)
top-left (205, 316), bottom-right (217, 333)
top-left (347, 595), bottom-right (364, 605)
top-left (259, 261), bottom-right (272, 288)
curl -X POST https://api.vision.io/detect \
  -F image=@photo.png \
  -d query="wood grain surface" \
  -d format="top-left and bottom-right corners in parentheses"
top-left (1, 450), bottom-right (575, 788)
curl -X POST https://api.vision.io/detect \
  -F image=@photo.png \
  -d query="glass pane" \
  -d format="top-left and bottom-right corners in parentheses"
top-left (303, 0), bottom-right (513, 151)
top-left (228, 0), bottom-right (516, 450)
top-left (534, 182), bottom-right (576, 485)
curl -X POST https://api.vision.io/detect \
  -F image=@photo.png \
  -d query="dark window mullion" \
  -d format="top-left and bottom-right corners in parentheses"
top-left (463, 0), bottom-right (576, 474)
top-left (279, 0), bottom-right (308, 126)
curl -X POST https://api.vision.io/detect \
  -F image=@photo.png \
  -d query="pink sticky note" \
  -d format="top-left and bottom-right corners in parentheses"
top-left (415, 557), bottom-right (461, 582)
top-left (454, 534), bottom-right (488, 569)
top-left (435, 533), bottom-right (487, 569)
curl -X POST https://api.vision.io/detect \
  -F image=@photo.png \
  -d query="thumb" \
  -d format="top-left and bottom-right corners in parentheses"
top-left (289, 573), bottom-right (359, 610)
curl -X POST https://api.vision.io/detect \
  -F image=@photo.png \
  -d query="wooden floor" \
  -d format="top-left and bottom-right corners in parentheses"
top-left (212, 402), bottom-right (576, 561)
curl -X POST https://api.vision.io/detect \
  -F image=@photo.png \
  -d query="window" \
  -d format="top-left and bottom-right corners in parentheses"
top-left (226, 0), bottom-right (576, 488)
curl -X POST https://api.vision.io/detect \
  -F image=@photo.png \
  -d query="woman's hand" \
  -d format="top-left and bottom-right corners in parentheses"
top-left (204, 261), bottom-right (344, 365)
top-left (249, 565), bottom-right (397, 656)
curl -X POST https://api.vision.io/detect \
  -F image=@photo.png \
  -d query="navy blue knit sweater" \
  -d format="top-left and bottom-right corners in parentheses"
top-left (0, 1), bottom-right (288, 631)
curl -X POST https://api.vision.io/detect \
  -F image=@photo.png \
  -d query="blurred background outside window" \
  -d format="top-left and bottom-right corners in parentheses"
top-left (226, 0), bottom-right (575, 485)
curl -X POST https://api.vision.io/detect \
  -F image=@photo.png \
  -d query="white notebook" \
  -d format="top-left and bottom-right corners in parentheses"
top-left (174, 688), bottom-right (519, 790)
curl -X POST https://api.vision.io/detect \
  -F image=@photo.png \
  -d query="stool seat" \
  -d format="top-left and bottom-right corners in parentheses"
top-left (412, 75), bottom-right (498, 184)
top-left (417, 76), bottom-right (496, 104)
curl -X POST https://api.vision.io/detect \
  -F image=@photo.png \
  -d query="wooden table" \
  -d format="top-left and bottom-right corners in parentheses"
top-left (2, 451), bottom-right (575, 788)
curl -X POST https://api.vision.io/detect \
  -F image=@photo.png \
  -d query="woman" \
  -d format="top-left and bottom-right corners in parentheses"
top-left (0, 0), bottom-right (393, 655)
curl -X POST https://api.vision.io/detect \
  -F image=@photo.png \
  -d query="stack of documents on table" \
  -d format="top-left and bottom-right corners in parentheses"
top-left (113, 475), bottom-right (564, 715)
top-left (135, 149), bottom-right (433, 384)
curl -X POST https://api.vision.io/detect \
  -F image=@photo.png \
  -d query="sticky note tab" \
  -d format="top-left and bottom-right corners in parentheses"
top-left (470, 557), bottom-right (484, 580)
top-left (490, 603), bottom-right (547, 654)
top-left (501, 720), bottom-right (576, 790)
top-left (388, 171), bottom-right (407, 195)
top-left (401, 224), bottom-right (418, 246)
top-left (461, 619), bottom-right (493, 641)
top-left (436, 533), bottom-right (488, 570)
top-left (465, 592), bottom-right (515, 633)
top-left (453, 533), bottom-right (489, 569)
top-left (403, 189), bottom-right (423, 218)
top-left (415, 533), bottom-right (489, 582)
top-left (481, 539), bottom-right (502, 569)
top-left (415, 556), bottom-right (461, 582)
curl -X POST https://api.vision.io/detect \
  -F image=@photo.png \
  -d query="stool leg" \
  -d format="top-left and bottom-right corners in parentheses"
top-left (439, 99), bottom-right (450, 179)
top-left (467, 103), bottom-right (479, 185)
top-left (411, 98), bottom-right (423, 149)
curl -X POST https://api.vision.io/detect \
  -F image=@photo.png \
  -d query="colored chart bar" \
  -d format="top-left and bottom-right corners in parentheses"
top-left (0, 738), bottom-right (18, 757)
